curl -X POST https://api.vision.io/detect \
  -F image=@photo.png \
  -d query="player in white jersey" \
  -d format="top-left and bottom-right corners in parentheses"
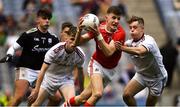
top-left (115, 16), bottom-right (168, 106)
top-left (29, 26), bottom-right (85, 106)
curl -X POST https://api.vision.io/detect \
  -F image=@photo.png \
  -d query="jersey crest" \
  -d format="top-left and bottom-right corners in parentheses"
top-left (26, 28), bottom-right (38, 34)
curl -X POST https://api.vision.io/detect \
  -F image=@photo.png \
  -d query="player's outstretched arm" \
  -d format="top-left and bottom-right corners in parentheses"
top-left (0, 54), bottom-right (12, 63)
top-left (115, 41), bottom-right (148, 55)
top-left (0, 42), bottom-right (22, 63)
top-left (28, 63), bottom-right (49, 104)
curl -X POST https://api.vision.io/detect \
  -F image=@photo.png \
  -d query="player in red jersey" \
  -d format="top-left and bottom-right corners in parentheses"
top-left (64, 6), bottom-right (126, 106)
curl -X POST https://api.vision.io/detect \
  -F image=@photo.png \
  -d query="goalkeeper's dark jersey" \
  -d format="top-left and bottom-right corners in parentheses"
top-left (16, 28), bottom-right (59, 70)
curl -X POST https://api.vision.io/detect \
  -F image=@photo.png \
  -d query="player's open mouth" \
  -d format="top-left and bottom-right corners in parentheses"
top-left (112, 25), bottom-right (117, 28)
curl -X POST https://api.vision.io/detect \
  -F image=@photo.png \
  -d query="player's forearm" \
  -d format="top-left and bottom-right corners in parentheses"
top-left (74, 29), bottom-right (82, 46)
top-left (98, 40), bottom-right (114, 56)
top-left (7, 42), bottom-right (21, 56)
top-left (121, 45), bottom-right (144, 55)
top-left (34, 73), bottom-right (44, 92)
top-left (35, 63), bottom-right (49, 91)
top-left (95, 34), bottom-right (115, 56)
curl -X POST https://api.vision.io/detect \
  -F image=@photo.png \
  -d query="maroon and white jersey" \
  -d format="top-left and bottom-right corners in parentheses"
top-left (125, 34), bottom-right (167, 78)
top-left (44, 42), bottom-right (85, 77)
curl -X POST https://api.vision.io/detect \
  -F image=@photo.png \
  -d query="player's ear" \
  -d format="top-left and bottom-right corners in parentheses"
top-left (141, 25), bottom-right (144, 29)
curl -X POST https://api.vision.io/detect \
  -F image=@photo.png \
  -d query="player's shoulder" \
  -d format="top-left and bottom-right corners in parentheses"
top-left (144, 34), bottom-right (155, 41)
top-left (52, 42), bottom-right (65, 48)
top-left (75, 47), bottom-right (85, 57)
top-left (49, 42), bottom-right (65, 53)
top-left (25, 28), bottom-right (38, 34)
top-left (125, 39), bottom-right (133, 46)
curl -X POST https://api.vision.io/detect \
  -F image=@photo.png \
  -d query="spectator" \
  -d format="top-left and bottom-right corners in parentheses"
top-left (160, 39), bottom-right (178, 88)
top-left (177, 38), bottom-right (180, 72)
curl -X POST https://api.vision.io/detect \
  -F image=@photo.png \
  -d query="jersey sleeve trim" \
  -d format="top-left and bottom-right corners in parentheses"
top-left (44, 61), bottom-right (51, 65)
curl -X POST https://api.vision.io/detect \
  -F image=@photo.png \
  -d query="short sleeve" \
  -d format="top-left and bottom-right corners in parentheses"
top-left (44, 49), bottom-right (55, 64)
top-left (44, 43), bottom-right (60, 64)
top-left (16, 32), bottom-right (28, 47)
top-left (125, 39), bottom-right (132, 46)
top-left (141, 37), bottom-right (155, 52)
top-left (75, 47), bottom-right (85, 68)
top-left (77, 59), bottom-right (84, 68)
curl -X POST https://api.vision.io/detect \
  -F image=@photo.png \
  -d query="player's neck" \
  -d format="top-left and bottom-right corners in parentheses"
top-left (37, 26), bottom-right (48, 33)
top-left (133, 33), bottom-right (145, 42)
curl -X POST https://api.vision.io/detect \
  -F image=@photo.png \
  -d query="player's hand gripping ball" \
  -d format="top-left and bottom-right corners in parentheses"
top-left (81, 13), bottom-right (99, 31)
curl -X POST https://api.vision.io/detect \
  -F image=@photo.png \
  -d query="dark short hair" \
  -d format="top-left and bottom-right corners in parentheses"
top-left (68, 26), bottom-right (77, 37)
top-left (37, 8), bottom-right (52, 19)
top-left (128, 15), bottom-right (144, 26)
top-left (61, 22), bottom-right (73, 31)
top-left (107, 6), bottom-right (122, 15)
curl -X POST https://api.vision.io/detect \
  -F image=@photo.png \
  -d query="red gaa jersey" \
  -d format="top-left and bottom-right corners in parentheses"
top-left (89, 22), bottom-right (126, 69)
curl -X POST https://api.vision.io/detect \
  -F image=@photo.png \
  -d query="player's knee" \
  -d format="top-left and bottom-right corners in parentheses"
top-left (92, 91), bottom-right (103, 99)
top-left (31, 102), bottom-right (37, 106)
top-left (123, 91), bottom-right (134, 101)
top-left (47, 95), bottom-right (62, 106)
top-left (50, 97), bottom-right (61, 103)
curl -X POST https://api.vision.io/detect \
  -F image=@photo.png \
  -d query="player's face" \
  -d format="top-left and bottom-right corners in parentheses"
top-left (65, 36), bottom-right (75, 53)
top-left (129, 21), bottom-right (144, 41)
top-left (106, 13), bottom-right (120, 32)
top-left (37, 16), bottom-right (50, 31)
top-left (60, 27), bottom-right (70, 42)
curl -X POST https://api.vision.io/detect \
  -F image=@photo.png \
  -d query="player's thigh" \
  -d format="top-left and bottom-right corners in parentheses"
top-left (48, 91), bottom-right (62, 101)
top-left (148, 77), bottom-right (167, 96)
top-left (124, 79), bottom-right (145, 96)
top-left (90, 73), bottom-right (103, 94)
top-left (14, 79), bottom-right (30, 97)
top-left (146, 94), bottom-right (159, 106)
top-left (15, 67), bottom-right (39, 86)
top-left (35, 88), bottom-right (50, 104)
top-left (60, 84), bottom-right (75, 101)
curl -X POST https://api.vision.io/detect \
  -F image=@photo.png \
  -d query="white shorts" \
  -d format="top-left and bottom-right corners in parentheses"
top-left (15, 67), bottom-right (40, 86)
top-left (87, 58), bottom-right (120, 87)
top-left (41, 74), bottom-right (74, 96)
top-left (132, 73), bottom-right (167, 96)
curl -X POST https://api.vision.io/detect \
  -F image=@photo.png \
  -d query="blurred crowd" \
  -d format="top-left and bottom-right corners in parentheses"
top-left (0, 0), bottom-right (179, 106)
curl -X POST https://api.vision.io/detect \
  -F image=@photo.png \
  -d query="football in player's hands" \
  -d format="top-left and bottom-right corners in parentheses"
top-left (81, 13), bottom-right (99, 31)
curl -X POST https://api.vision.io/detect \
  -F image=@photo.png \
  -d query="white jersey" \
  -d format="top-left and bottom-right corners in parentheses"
top-left (44, 42), bottom-right (85, 78)
top-left (125, 34), bottom-right (167, 78)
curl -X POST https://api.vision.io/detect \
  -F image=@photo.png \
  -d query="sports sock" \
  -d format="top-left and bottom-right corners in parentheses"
top-left (84, 102), bottom-right (94, 107)
top-left (68, 96), bottom-right (80, 106)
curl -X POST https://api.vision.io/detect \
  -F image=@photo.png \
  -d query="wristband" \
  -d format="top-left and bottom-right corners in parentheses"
top-left (96, 34), bottom-right (103, 41)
